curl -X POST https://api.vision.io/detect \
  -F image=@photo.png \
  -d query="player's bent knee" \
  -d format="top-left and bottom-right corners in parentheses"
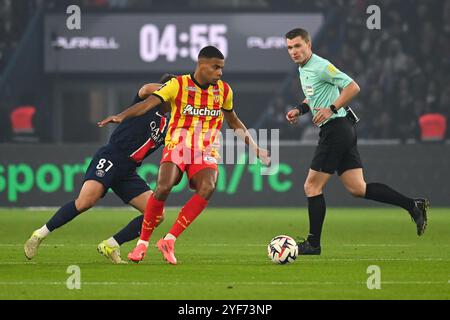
top-left (196, 182), bottom-right (216, 199)
top-left (347, 185), bottom-right (366, 198)
top-left (304, 182), bottom-right (322, 197)
top-left (155, 185), bottom-right (173, 199)
top-left (74, 196), bottom-right (99, 212)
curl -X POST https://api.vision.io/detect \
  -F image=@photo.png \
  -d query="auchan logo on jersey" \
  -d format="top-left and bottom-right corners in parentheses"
top-left (182, 105), bottom-right (222, 117)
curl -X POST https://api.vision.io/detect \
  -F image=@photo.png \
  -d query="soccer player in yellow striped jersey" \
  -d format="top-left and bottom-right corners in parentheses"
top-left (152, 73), bottom-right (232, 156)
top-left (98, 46), bottom-right (270, 264)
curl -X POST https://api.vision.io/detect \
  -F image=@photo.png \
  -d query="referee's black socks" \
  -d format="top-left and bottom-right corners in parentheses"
top-left (307, 194), bottom-right (326, 247)
top-left (364, 182), bottom-right (415, 212)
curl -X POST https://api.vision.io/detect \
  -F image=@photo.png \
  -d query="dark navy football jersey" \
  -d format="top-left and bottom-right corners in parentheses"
top-left (109, 93), bottom-right (168, 165)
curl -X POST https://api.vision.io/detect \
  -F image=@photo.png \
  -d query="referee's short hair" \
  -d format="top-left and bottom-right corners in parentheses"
top-left (285, 28), bottom-right (311, 43)
top-left (198, 46), bottom-right (224, 60)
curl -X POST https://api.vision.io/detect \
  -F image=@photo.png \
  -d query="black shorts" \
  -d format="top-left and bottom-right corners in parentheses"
top-left (84, 144), bottom-right (150, 204)
top-left (310, 117), bottom-right (363, 176)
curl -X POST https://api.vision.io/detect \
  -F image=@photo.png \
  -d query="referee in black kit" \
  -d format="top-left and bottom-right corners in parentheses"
top-left (284, 28), bottom-right (429, 255)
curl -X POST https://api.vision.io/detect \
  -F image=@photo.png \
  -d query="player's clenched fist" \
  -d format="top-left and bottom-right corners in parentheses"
top-left (97, 114), bottom-right (124, 127)
top-left (286, 108), bottom-right (300, 124)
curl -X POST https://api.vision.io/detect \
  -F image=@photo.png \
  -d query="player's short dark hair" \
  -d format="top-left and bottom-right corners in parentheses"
top-left (285, 28), bottom-right (311, 43)
top-left (198, 46), bottom-right (224, 60)
top-left (159, 73), bottom-right (177, 83)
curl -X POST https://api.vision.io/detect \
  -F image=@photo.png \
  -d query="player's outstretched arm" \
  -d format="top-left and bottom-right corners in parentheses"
top-left (138, 83), bottom-right (171, 113)
top-left (97, 94), bottom-right (162, 127)
top-left (224, 110), bottom-right (271, 166)
top-left (138, 83), bottom-right (163, 99)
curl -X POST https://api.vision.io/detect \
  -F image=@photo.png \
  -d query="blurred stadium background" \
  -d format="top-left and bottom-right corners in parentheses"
top-left (0, 0), bottom-right (449, 207)
top-left (0, 0), bottom-right (449, 302)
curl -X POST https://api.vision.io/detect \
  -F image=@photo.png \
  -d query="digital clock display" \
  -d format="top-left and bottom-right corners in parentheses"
top-left (44, 14), bottom-right (323, 73)
top-left (140, 24), bottom-right (228, 62)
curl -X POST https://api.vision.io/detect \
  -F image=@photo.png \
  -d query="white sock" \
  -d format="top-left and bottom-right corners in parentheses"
top-left (137, 240), bottom-right (149, 247)
top-left (106, 237), bottom-right (119, 247)
top-left (35, 225), bottom-right (50, 238)
top-left (164, 233), bottom-right (177, 242)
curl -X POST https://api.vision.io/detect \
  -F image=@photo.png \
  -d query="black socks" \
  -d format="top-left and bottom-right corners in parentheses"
top-left (305, 183), bottom-right (415, 248)
top-left (307, 194), bottom-right (326, 247)
top-left (46, 201), bottom-right (80, 231)
top-left (365, 183), bottom-right (415, 211)
top-left (113, 215), bottom-right (144, 245)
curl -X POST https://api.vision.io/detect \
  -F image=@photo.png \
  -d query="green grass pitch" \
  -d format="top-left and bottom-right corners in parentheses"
top-left (0, 208), bottom-right (449, 300)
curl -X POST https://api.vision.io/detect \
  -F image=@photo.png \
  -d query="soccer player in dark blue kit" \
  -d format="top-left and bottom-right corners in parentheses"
top-left (24, 74), bottom-right (176, 264)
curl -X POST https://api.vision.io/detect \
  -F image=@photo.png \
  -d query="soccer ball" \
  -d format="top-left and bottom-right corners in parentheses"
top-left (267, 235), bottom-right (298, 264)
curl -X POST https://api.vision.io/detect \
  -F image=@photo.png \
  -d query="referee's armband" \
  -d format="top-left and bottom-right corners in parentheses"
top-left (295, 102), bottom-right (310, 115)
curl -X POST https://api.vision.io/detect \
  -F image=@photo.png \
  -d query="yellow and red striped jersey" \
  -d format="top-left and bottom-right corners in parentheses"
top-left (152, 74), bottom-right (233, 152)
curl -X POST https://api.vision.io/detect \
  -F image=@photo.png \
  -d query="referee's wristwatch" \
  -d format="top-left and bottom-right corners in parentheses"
top-left (329, 104), bottom-right (338, 114)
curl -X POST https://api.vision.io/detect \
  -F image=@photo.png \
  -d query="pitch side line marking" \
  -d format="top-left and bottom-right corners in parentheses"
top-left (0, 281), bottom-right (447, 286)
top-left (3, 243), bottom-right (448, 247)
top-left (0, 258), bottom-right (449, 265)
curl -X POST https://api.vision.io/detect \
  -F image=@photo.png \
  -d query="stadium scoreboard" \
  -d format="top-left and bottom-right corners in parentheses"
top-left (44, 13), bottom-right (323, 73)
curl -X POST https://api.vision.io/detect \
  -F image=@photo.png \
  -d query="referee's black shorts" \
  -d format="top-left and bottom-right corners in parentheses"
top-left (310, 116), bottom-right (363, 176)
